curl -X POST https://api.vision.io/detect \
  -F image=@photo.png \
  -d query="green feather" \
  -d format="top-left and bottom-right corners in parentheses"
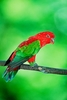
top-left (16, 40), bottom-right (41, 57)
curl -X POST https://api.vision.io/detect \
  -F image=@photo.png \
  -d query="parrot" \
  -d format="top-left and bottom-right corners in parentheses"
top-left (2, 31), bottom-right (55, 82)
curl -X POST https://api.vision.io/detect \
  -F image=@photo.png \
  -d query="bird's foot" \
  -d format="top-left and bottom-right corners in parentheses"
top-left (33, 63), bottom-right (38, 67)
top-left (38, 67), bottom-right (47, 73)
top-left (30, 63), bottom-right (38, 67)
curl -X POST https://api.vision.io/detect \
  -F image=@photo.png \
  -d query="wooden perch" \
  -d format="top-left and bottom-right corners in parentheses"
top-left (0, 61), bottom-right (67, 75)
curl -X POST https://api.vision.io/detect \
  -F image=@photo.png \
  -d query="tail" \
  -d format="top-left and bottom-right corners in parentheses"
top-left (2, 67), bottom-right (19, 82)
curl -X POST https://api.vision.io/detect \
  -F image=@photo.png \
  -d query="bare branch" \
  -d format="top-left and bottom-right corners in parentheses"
top-left (0, 61), bottom-right (67, 75)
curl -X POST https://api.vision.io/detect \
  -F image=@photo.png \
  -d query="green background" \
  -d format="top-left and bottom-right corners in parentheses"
top-left (0, 0), bottom-right (67, 100)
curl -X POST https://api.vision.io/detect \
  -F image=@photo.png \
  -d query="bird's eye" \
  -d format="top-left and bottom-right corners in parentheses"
top-left (46, 34), bottom-right (50, 38)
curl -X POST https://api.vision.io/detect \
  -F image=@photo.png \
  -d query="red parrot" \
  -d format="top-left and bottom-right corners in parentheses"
top-left (3, 31), bottom-right (55, 82)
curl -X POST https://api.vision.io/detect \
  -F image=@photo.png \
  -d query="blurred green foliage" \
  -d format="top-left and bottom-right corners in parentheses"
top-left (0, 0), bottom-right (67, 100)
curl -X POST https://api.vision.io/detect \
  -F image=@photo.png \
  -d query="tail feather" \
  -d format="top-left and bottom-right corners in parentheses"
top-left (2, 67), bottom-right (18, 82)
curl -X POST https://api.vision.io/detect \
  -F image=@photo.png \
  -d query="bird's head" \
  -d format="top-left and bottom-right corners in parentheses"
top-left (35, 31), bottom-right (55, 47)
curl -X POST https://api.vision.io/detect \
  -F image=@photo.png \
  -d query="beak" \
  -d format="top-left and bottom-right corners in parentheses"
top-left (51, 38), bottom-right (54, 44)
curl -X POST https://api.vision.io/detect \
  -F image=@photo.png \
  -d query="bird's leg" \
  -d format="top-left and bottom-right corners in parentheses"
top-left (33, 63), bottom-right (38, 67)
top-left (28, 56), bottom-right (46, 72)
top-left (30, 62), bottom-right (38, 67)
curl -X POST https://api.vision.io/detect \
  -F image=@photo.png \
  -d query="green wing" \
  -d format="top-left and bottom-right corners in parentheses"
top-left (16, 40), bottom-right (41, 57)
top-left (9, 40), bottom-right (41, 68)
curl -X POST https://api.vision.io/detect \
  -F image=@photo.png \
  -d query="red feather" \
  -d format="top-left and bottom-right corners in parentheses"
top-left (19, 37), bottom-right (38, 47)
top-left (19, 31), bottom-right (55, 48)
top-left (28, 55), bottom-right (36, 63)
top-left (10, 51), bottom-right (16, 61)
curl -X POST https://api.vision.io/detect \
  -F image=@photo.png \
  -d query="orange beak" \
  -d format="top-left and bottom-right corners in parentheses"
top-left (51, 38), bottom-right (54, 44)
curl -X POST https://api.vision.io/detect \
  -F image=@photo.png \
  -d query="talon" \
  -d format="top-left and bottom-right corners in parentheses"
top-left (38, 67), bottom-right (42, 70)
top-left (38, 67), bottom-right (45, 73)
top-left (31, 63), bottom-right (38, 67)
top-left (33, 63), bottom-right (38, 67)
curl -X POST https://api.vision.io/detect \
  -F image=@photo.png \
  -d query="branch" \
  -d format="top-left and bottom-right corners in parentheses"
top-left (0, 61), bottom-right (67, 75)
